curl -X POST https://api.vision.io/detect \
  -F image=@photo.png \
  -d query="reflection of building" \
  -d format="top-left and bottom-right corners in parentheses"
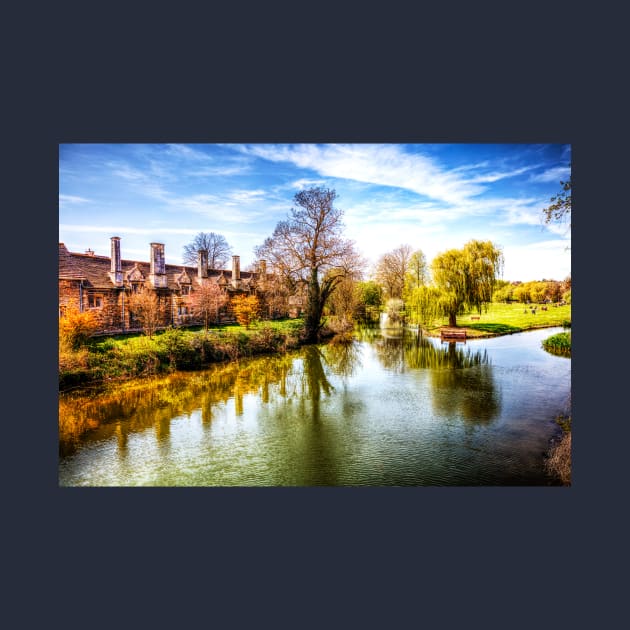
top-left (59, 236), bottom-right (270, 334)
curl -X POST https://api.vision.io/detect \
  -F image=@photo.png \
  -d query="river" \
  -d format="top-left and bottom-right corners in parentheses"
top-left (58, 326), bottom-right (571, 486)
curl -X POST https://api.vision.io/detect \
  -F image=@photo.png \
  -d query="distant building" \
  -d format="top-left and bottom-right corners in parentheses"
top-left (59, 236), bottom-right (270, 334)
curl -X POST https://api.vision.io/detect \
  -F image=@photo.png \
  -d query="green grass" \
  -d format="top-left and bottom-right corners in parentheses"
top-left (542, 331), bottom-right (571, 357)
top-left (425, 302), bottom-right (571, 337)
top-left (61, 318), bottom-right (306, 391)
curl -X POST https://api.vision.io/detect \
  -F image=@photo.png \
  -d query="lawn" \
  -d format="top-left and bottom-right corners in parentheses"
top-left (426, 302), bottom-right (571, 337)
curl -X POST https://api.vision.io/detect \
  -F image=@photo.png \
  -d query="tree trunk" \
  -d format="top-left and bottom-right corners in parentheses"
top-left (449, 312), bottom-right (457, 327)
top-left (305, 268), bottom-right (322, 343)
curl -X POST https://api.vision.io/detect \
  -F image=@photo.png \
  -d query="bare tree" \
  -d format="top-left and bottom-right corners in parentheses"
top-left (128, 290), bottom-right (165, 338)
top-left (191, 281), bottom-right (228, 330)
top-left (255, 187), bottom-right (363, 343)
top-left (375, 244), bottom-right (413, 299)
top-left (182, 232), bottom-right (232, 269)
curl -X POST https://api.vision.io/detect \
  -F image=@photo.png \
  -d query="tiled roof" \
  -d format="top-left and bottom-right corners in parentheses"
top-left (59, 243), bottom-right (88, 279)
top-left (58, 244), bottom-right (256, 290)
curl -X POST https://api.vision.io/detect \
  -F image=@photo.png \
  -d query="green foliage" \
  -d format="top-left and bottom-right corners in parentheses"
top-left (542, 332), bottom-right (571, 357)
top-left (405, 286), bottom-right (443, 327)
top-left (542, 178), bottom-right (571, 226)
top-left (509, 280), bottom-right (564, 304)
top-left (467, 323), bottom-right (522, 335)
top-left (430, 302), bottom-right (572, 334)
top-left (431, 240), bottom-right (503, 326)
top-left (155, 327), bottom-right (201, 370)
top-left (59, 318), bottom-right (312, 390)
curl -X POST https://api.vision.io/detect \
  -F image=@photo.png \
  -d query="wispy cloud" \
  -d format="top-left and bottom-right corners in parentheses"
top-left (238, 144), bottom-right (487, 204)
top-left (467, 165), bottom-right (537, 184)
top-left (59, 224), bottom-right (202, 235)
top-left (529, 166), bottom-right (571, 183)
top-left (59, 194), bottom-right (90, 204)
top-left (161, 191), bottom-right (269, 223)
top-left (188, 164), bottom-right (250, 177)
top-left (164, 144), bottom-right (211, 161)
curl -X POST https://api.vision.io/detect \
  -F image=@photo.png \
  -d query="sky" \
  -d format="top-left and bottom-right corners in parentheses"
top-left (59, 143), bottom-right (571, 282)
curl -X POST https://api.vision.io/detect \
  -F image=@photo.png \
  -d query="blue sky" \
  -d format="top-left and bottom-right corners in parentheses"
top-left (59, 143), bottom-right (571, 281)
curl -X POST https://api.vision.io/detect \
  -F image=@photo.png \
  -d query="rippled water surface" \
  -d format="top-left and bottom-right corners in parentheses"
top-left (59, 327), bottom-right (571, 486)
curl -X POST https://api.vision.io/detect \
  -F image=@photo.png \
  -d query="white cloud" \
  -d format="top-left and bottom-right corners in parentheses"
top-left (529, 166), bottom-right (571, 183)
top-left (188, 165), bottom-right (250, 177)
top-left (502, 240), bottom-right (571, 281)
top-left (59, 224), bottom-right (201, 235)
top-left (164, 144), bottom-right (211, 161)
top-left (238, 144), bottom-right (488, 204)
top-left (59, 194), bottom-right (90, 204)
top-left (467, 165), bottom-right (537, 184)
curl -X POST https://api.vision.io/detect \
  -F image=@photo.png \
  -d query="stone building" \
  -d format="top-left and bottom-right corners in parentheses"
top-left (59, 236), bottom-right (269, 334)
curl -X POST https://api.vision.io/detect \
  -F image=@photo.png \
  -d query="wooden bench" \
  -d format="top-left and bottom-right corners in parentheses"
top-left (470, 316), bottom-right (480, 321)
top-left (441, 327), bottom-right (467, 340)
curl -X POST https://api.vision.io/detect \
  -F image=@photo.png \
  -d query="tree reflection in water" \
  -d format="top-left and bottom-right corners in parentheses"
top-left (59, 331), bottom-right (500, 461)
top-left (59, 342), bottom-right (361, 457)
top-left (372, 331), bottom-right (500, 424)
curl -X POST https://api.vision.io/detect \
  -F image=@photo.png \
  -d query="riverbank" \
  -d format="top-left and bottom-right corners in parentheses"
top-left (59, 318), bottom-right (312, 392)
top-left (420, 302), bottom-right (571, 339)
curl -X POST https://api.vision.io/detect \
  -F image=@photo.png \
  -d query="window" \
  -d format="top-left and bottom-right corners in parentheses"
top-left (181, 285), bottom-right (191, 295)
top-left (131, 282), bottom-right (142, 294)
top-left (59, 305), bottom-right (67, 318)
top-left (88, 294), bottom-right (103, 309)
top-left (178, 305), bottom-right (190, 316)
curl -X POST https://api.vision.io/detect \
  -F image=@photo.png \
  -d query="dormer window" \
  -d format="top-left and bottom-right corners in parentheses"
top-left (181, 285), bottom-right (191, 296)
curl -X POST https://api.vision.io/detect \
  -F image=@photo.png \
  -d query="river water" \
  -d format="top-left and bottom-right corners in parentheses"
top-left (58, 327), bottom-right (571, 486)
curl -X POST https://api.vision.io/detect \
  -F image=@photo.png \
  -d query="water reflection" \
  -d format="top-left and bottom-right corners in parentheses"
top-left (59, 328), bottom-right (568, 485)
top-left (370, 331), bottom-right (500, 424)
top-left (59, 343), bottom-right (360, 457)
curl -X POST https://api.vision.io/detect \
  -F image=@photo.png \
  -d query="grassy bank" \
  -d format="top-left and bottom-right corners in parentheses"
top-left (542, 331), bottom-right (571, 357)
top-left (59, 319), bottom-right (306, 391)
top-left (423, 302), bottom-right (571, 337)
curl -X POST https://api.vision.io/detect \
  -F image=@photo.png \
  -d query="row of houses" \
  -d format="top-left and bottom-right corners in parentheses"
top-left (58, 236), bottom-right (284, 334)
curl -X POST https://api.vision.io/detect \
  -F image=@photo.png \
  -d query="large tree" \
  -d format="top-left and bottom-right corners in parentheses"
top-left (405, 249), bottom-right (429, 296)
top-left (375, 244), bottom-right (413, 299)
top-left (182, 232), bottom-right (232, 269)
top-left (431, 240), bottom-right (503, 327)
top-left (255, 187), bottom-right (362, 343)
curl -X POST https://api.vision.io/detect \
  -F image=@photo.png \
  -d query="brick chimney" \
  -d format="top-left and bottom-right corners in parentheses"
top-left (109, 236), bottom-right (123, 286)
top-left (149, 242), bottom-right (167, 288)
top-left (232, 255), bottom-right (240, 288)
top-left (259, 259), bottom-right (267, 277)
top-left (197, 249), bottom-right (208, 279)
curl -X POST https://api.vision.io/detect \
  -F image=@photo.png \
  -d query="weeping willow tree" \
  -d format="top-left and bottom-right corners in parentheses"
top-left (431, 240), bottom-right (503, 327)
top-left (406, 286), bottom-right (443, 328)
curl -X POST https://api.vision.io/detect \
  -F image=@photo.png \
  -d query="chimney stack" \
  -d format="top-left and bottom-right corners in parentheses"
top-left (109, 236), bottom-right (123, 286)
top-left (149, 242), bottom-right (167, 288)
top-left (259, 259), bottom-right (267, 277)
top-left (232, 255), bottom-right (240, 288)
top-left (197, 250), bottom-right (208, 279)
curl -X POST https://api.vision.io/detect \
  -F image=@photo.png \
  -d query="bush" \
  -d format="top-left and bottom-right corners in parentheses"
top-left (542, 332), bottom-right (571, 356)
top-left (155, 328), bottom-right (200, 370)
top-left (59, 307), bottom-right (99, 351)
